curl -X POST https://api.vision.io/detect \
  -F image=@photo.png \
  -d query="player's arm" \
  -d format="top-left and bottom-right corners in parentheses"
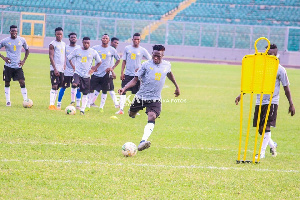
top-left (120, 60), bottom-right (126, 80)
top-left (283, 85), bottom-right (295, 116)
top-left (0, 53), bottom-right (11, 64)
top-left (49, 44), bottom-right (59, 76)
top-left (19, 48), bottom-right (29, 67)
top-left (167, 72), bottom-right (180, 97)
top-left (90, 53), bottom-right (102, 74)
top-left (67, 50), bottom-right (76, 71)
top-left (112, 59), bottom-right (120, 70)
top-left (118, 76), bottom-right (138, 95)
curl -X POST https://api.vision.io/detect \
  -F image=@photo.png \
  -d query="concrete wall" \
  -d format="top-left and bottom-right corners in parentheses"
top-left (1, 34), bottom-right (299, 67)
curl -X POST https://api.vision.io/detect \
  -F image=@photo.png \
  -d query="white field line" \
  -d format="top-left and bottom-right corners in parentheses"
top-left (0, 159), bottom-right (299, 173)
top-left (2, 141), bottom-right (300, 155)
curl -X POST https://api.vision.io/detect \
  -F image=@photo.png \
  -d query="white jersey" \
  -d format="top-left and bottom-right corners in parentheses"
top-left (67, 47), bottom-right (101, 78)
top-left (122, 45), bottom-right (151, 76)
top-left (49, 40), bottom-right (66, 73)
top-left (65, 44), bottom-right (80, 76)
top-left (0, 36), bottom-right (29, 69)
top-left (256, 64), bottom-right (290, 105)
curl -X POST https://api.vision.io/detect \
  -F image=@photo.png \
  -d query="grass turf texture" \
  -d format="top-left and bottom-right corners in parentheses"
top-left (0, 53), bottom-right (299, 199)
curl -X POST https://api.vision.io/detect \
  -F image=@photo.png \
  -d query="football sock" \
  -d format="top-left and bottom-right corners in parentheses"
top-left (91, 90), bottom-right (100, 104)
top-left (120, 95), bottom-right (126, 110)
top-left (109, 91), bottom-right (118, 106)
top-left (58, 88), bottom-right (66, 103)
top-left (142, 121), bottom-right (155, 141)
top-left (71, 88), bottom-right (77, 102)
top-left (5, 87), bottom-right (10, 103)
top-left (268, 133), bottom-right (275, 148)
top-left (261, 131), bottom-right (271, 155)
top-left (81, 95), bottom-right (88, 112)
top-left (76, 88), bottom-right (81, 99)
top-left (100, 94), bottom-right (107, 109)
top-left (50, 89), bottom-right (56, 105)
top-left (21, 88), bottom-right (27, 101)
top-left (76, 98), bottom-right (81, 107)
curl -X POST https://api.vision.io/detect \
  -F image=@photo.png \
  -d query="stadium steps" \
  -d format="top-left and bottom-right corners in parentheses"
top-left (139, 0), bottom-right (196, 41)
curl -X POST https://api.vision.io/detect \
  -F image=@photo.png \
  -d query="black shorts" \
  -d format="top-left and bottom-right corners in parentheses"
top-left (72, 73), bottom-right (90, 95)
top-left (122, 75), bottom-right (140, 94)
top-left (62, 76), bottom-right (73, 88)
top-left (3, 65), bottom-right (25, 81)
top-left (253, 104), bottom-right (278, 128)
top-left (108, 77), bottom-right (114, 91)
top-left (90, 73), bottom-right (110, 92)
top-left (130, 97), bottom-right (162, 117)
top-left (50, 71), bottom-right (64, 87)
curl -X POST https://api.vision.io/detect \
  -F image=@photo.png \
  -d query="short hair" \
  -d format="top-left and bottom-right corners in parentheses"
top-left (133, 33), bottom-right (140, 38)
top-left (153, 44), bottom-right (165, 51)
top-left (111, 37), bottom-right (119, 42)
top-left (68, 32), bottom-right (77, 38)
top-left (55, 27), bottom-right (63, 32)
top-left (266, 44), bottom-right (277, 49)
top-left (82, 37), bottom-right (90, 41)
top-left (10, 25), bottom-right (17, 30)
top-left (102, 33), bottom-right (109, 37)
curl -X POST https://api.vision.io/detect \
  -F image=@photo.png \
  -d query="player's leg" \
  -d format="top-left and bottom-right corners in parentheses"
top-left (3, 66), bottom-right (12, 106)
top-left (76, 88), bottom-right (81, 110)
top-left (131, 80), bottom-right (141, 115)
top-left (49, 71), bottom-right (59, 110)
top-left (57, 76), bottom-right (71, 109)
top-left (4, 81), bottom-right (11, 106)
top-left (116, 75), bottom-right (131, 114)
top-left (89, 75), bottom-right (100, 107)
top-left (108, 78), bottom-right (119, 108)
top-left (71, 74), bottom-right (80, 107)
top-left (99, 74), bottom-right (110, 112)
top-left (79, 77), bottom-right (90, 115)
top-left (138, 100), bottom-right (161, 151)
top-left (16, 68), bottom-right (27, 102)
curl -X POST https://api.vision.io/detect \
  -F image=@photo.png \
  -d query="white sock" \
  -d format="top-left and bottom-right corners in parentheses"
top-left (5, 87), bottom-right (10, 103)
top-left (109, 91), bottom-right (118, 106)
top-left (54, 90), bottom-right (58, 104)
top-left (50, 89), bottom-right (56, 105)
top-left (81, 95), bottom-right (87, 112)
top-left (21, 88), bottom-right (27, 100)
top-left (261, 132), bottom-right (271, 155)
top-left (91, 91), bottom-right (100, 104)
top-left (142, 122), bottom-right (155, 141)
top-left (57, 101), bottom-right (61, 107)
top-left (100, 93), bottom-right (107, 109)
top-left (76, 98), bottom-right (81, 107)
top-left (268, 132), bottom-right (275, 148)
top-left (120, 95), bottom-right (126, 110)
top-left (71, 88), bottom-right (76, 102)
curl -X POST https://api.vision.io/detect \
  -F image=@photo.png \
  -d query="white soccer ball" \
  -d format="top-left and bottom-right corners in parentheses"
top-left (65, 105), bottom-right (76, 115)
top-left (122, 142), bottom-right (137, 157)
top-left (23, 99), bottom-right (33, 108)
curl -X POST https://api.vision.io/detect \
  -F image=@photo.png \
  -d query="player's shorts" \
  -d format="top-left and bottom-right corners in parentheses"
top-left (130, 97), bottom-right (162, 117)
top-left (3, 65), bottom-right (25, 81)
top-left (72, 73), bottom-right (90, 95)
top-left (253, 104), bottom-right (278, 128)
top-left (50, 71), bottom-right (64, 87)
top-left (62, 76), bottom-right (73, 88)
top-left (122, 75), bottom-right (140, 94)
top-left (90, 73), bottom-right (110, 92)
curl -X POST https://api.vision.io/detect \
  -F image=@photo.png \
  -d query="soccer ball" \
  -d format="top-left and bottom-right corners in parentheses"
top-left (23, 99), bottom-right (33, 108)
top-left (65, 105), bottom-right (76, 115)
top-left (122, 142), bottom-right (137, 157)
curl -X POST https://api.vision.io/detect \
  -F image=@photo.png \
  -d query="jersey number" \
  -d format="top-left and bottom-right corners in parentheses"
top-left (102, 54), bottom-right (106, 59)
top-left (155, 73), bottom-right (161, 81)
top-left (13, 45), bottom-right (16, 51)
top-left (131, 53), bottom-right (136, 60)
top-left (81, 56), bottom-right (87, 63)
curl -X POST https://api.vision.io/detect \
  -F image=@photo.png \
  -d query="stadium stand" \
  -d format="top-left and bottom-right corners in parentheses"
top-left (0, 0), bottom-right (299, 50)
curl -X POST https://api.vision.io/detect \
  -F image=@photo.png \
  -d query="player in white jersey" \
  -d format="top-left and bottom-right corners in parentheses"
top-left (118, 45), bottom-right (180, 151)
top-left (235, 44), bottom-right (295, 158)
top-left (67, 37), bottom-right (102, 115)
top-left (56, 32), bottom-right (81, 110)
top-left (89, 34), bottom-right (120, 112)
top-left (48, 27), bottom-right (66, 110)
top-left (0, 25), bottom-right (30, 106)
top-left (116, 32), bottom-right (152, 115)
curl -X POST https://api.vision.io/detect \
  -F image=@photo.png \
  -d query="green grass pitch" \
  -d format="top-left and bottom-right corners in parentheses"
top-left (0, 53), bottom-right (299, 199)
